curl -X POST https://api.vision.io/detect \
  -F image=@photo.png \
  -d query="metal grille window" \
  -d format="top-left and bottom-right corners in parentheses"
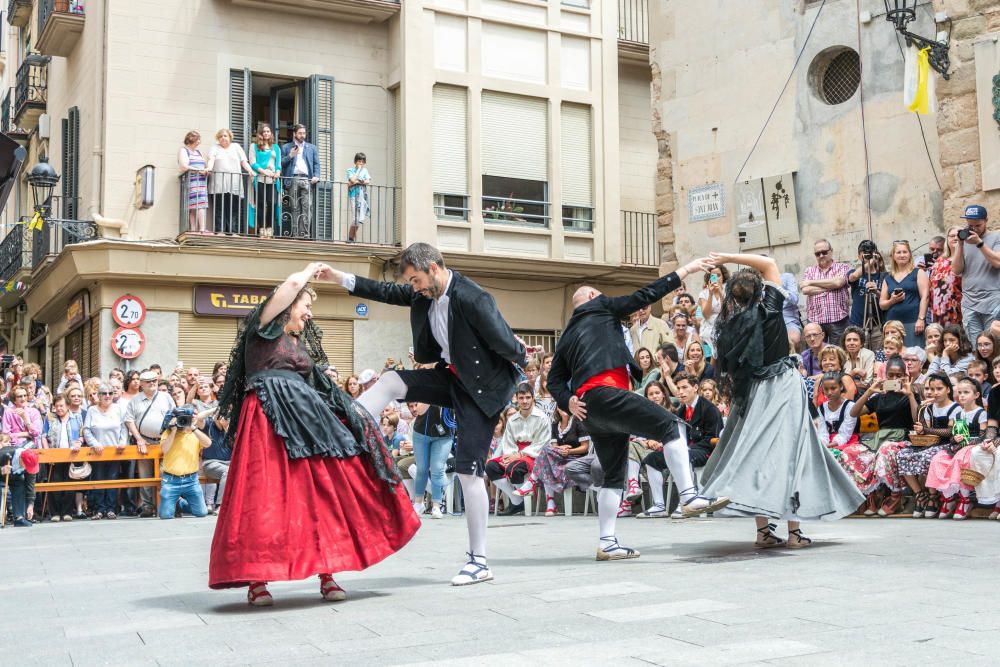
top-left (809, 46), bottom-right (861, 106)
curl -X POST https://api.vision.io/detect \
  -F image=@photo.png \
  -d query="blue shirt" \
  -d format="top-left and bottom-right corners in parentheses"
top-left (346, 166), bottom-right (370, 198)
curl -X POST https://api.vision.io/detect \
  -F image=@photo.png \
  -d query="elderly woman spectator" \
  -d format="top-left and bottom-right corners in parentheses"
top-left (43, 394), bottom-right (84, 522)
top-left (923, 323), bottom-right (944, 367)
top-left (928, 324), bottom-right (975, 376)
top-left (929, 226), bottom-right (963, 326)
top-left (841, 326), bottom-right (876, 387)
top-left (3, 384), bottom-right (42, 447)
top-left (206, 128), bottom-right (253, 234)
top-left (178, 130), bottom-right (210, 232)
top-left (83, 383), bottom-right (127, 520)
top-left (880, 240), bottom-right (929, 346)
top-left (901, 347), bottom-right (928, 400)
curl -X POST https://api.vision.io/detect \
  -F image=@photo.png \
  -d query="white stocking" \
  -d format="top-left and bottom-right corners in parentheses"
top-left (627, 459), bottom-right (640, 486)
top-left (402, 478), bottom-right (415, 500)
top-left (356, 371), bottom-right (407, 417)
top-left (598, 487), bottom-right (622, 543)
top-left (661, 437), bottom-right (696, 504)
top-left (646, 467), bottom-right (665, 508)
top-left (494, 478), bottom-right (523, 505)
top-left (458, 474), bottom-right (489, 558)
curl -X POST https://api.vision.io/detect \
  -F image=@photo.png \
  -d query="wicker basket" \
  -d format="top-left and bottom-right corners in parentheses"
top-left (908, 433), bottom-right (941, 447)
top-left (960, 449), bottom-right (995, 487)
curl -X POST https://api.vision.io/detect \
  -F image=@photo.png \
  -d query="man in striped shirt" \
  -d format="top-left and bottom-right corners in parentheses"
top-left (801, 238), bottom-right (852, 347)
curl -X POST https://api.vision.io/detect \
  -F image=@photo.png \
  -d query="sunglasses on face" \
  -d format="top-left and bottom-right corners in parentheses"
top-left (814, 250), bottom-right (830, 257)
top-left (99, 391), bottom-right (114, 396)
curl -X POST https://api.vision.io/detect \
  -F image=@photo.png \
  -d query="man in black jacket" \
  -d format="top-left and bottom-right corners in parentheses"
top-left (637, 373), bottom-right (723, 519)
top-left (548, 257), bottom-right (728, 561)
top-left (327, 243), bottom-right (525, 586)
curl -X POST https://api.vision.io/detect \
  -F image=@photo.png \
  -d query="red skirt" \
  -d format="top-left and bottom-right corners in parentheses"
top-left (208, 393), bottom-right (420, 589)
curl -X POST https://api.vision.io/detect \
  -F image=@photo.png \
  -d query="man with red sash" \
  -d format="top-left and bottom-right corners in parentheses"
top-left (547, 257), bottom-right (729, 560)
top-left (486, 382), bottom-right (550, 515)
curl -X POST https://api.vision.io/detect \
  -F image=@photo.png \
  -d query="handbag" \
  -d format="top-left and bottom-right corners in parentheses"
top-left (859, 412), bottom-right (879, 434)
top-left (68, 461), bottom-right (91, 480)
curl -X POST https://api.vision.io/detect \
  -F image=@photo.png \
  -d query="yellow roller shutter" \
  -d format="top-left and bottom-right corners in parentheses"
top-left (178, 313), bottom-right (241, 374)
top-left (177, 313), bottom-right (354, 377)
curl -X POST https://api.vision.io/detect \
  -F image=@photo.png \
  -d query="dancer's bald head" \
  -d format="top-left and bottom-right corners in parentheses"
top-left (572, 285), bottom-right (601, 309)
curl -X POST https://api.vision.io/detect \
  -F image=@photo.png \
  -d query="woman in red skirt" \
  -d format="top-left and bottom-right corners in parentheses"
top-left (209, 262), bottom-right (420, 606)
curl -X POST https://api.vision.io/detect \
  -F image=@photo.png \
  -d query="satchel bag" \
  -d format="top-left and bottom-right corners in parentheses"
top-left (68, 461), bottom-right (92, 480)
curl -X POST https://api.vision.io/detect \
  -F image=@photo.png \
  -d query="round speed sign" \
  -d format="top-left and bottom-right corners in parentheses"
top-left (111, 327), bottom-right (145, 359)
top-left (112, 294), bottom-right (146, 328)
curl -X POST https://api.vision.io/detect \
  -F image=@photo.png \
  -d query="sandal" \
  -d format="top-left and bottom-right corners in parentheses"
top-left (787, 528), bottom-right (812, 549)
top-left (319, 574), bottom-right (347, 602)
top-left (596, 537), bottom-right (640, 561)
top-left (247, 582), bottom-right (273, 607)
top-left (912, 491), bottom-right (928, 519)
top-left (450, 552), bottom-right (493, 586)
top-left (91, 512), bottom-right (104, 520)
top-left (754, 523), bottom-right (786, 549)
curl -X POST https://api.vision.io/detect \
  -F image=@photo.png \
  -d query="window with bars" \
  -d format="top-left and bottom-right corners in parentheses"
top-left (808, 46), bottom-right (861, 106)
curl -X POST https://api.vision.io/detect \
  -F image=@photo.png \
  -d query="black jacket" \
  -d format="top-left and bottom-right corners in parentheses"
top-left (548, 272), bottom-right (682, 412)
top-left (675, 397), bottom-right (723, 451)
top-left (351, 271), bottom-right (525, 417)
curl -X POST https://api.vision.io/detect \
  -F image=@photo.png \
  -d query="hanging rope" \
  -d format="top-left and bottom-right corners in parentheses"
top-left (856, 0), bottom-right (874, 242)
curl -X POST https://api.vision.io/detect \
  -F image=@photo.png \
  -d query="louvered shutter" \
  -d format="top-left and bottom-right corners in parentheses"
top-left (61, 107), bottom-right (79, 220)
top-left (481, 91), bottom-right (547, 181)
top-left (560, 103), bottom-right (593, 207)
top-left (229, 69), bottom-right (251, 152)
top-left (87, 315), bottom-right (100, 379)
top-left (308, 74), bottom-right (335, 240)
top-left (392, 88), bottom-right (402, 241)
top-left (432, 85), bottom-right (468, 196)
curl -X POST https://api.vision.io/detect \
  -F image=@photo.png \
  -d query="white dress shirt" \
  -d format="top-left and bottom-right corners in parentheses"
top-left (293, 142), bottom-right (309, 176)
top-left (342, 270), bottom-right (455, 363)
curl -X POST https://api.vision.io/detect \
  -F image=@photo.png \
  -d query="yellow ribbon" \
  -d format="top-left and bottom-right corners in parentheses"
top-left (909, 47), bottom-right (931, 115)
top-left (26, 211), bottom-right (44, 231)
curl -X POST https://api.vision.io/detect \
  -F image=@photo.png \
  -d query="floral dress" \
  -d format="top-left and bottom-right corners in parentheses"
top-left (896, 402), bottom-right (959, 477)
top-left (817, 400), bottom-right (879, 495)
top-left (929, 257), bottom-right (962, 326)
top-left (530, 418), bottom-right (591, 495)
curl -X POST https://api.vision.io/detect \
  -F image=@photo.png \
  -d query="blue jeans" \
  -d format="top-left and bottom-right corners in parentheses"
top-left (158, 472), bottom-right (207, 519)
top-left (412, 433), bottom-right (452, 504)
top-left (963, 308), bottom-right (998, 344)
top-left (88, 462), bottom-right (119, 514)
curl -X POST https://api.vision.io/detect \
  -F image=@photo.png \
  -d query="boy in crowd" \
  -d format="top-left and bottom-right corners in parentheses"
top-left (637, 373), bottom-right (724, 519)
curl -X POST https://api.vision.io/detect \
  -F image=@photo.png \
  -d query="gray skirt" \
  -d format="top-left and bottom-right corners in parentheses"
top-left (701, 365), bottom-right (865, 520)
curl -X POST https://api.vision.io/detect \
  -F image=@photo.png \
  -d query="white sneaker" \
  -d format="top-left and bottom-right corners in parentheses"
top-left (430, 504), bottom-right (444, 519)
top-left (413, 501), bottom-right (425, 516)
top-left (450, 553), bottom-right (493, 586)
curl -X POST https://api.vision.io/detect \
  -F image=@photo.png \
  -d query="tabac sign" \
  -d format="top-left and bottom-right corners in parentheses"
top-left (193, 285), bottom-right (273, 317)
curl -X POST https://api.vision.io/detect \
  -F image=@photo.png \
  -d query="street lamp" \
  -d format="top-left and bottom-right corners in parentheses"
top-left (26, 156), bottom-right (59, 216)
top-left (883, 0), bottom-right (951, 79)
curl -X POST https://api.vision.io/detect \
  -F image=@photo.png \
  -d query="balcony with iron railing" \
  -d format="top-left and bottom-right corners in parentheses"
top-left (227, 0), bottom-right (399, 23)
top-left (1, 87), bottom-right (28, 141)
top-left (618, 0), bottom-right (649, 62)
top-left (14, 55), bottom-right (48, 132)
top-left (178, 172), bottom-right (400, 246)
top-left (0, 196), bottom-right (94, 288)
top-left (621, 210), bottom-right (658, 267)
top-left (37, 0), bottom-right (85, 57)
top-left (7, 0), bottom-right (32, 27)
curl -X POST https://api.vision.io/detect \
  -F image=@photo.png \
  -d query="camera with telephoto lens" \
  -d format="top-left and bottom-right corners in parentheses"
top-left (957, 228), bottom-right (972, 241)
top-left (161, 406), bottom-right (195, 432)
top-left (858, 239), bottom-right (877, 260)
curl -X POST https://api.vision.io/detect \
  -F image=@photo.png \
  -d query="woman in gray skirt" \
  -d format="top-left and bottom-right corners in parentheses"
top-left (700, 252), bottom-right (864, 549)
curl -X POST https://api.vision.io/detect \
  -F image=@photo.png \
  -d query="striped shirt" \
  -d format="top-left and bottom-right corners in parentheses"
top-left (803, 262), bottom-right (852, 324)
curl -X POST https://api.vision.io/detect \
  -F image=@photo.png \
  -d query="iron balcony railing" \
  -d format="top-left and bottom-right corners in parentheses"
top-left (31, 198), bottom-right (95, 268)
top-left (14, 56), bottom-right (48, 120)
top-left (178, 172), bottom-right (400, 246)
top-left (39, 0), bottom-right (85, 33)
top-left (482, 195), bottom-right (551, 228)
top-left (0, 224), bottom-right (29, 285)
top-left (619, 0), bottom-right (649, 45)
top-left (622, 210), bottom-right (658, 267)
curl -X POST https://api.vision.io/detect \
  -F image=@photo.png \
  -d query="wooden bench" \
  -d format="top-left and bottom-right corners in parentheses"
top-left (33, 446), bottom-right (163, 512)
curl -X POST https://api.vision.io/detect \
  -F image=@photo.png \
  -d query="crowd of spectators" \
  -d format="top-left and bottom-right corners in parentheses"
top-left (2, 206), bottom-right (999, 526)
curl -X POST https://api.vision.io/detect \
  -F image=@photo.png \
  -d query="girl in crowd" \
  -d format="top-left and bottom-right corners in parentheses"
top-left (248, 123), bottom-right (281, 238)
top-left (622, 381), bottom-right (675, 515)
top-left (815, 372), bottom-right (878, 497)
top-left (535, 372), bottom-right (557, 419)
top-left (975, 332), bottom-right (999, 366)
top-left (170, 384), bottom-right (186, 407)
top-left (876, 321), bottom-right (907, 362)
top-left (875, 335), bottom-right (905, 380)
top-left (896, 373), bottom-right (958, 518)
top-left (928, 226), bottom-right (963, 326)
top-left (928, 324), bottom-right (975, 376)
top-left (345, 375), bottom-right (362, 399)
top-left (850, 356), bottom-right (919, 516)
top-left (209, 262), bottom-right (418, 605)
top-left (698, 265), bottom-right (729, 357)
top-left (879, 240), bottom-right (928, 347)
top-left (699, 379), bottom-right (728, 418)
top-left (841, 326), bottom-right (876, 388)
top-left (811, 346), bottom-right (857, 408)
top-left (682, 340), bottom-right (714, 381)
top-left (700, 253), bottom-right (862, 549)
top-left (633, 347), bottom-right (661, 393)
top-left (923, 323), bottom-right (944, 367)
top-left (925, 377), bottom-right (990, 520)
top-left (514, 406), bottom-right (592, 516)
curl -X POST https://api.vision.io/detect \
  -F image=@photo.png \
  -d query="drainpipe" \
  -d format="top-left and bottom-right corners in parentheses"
top-left (90, 0), bottom-right (109, 233)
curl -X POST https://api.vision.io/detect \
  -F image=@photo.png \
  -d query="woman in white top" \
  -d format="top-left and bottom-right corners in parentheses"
top-left (697, 264), bottom-right (728, 358)
top-left (841, 326), bottom-right (876, 388)
top-left (82, 384), bottom-right (128, 520)
top-left (206, 128), bottom-right (253, 235)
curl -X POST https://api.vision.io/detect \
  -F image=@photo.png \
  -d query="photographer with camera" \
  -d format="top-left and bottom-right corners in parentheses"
top-left (848, 240), bottom-right (885, 350)
top-left (158, 404), bottom-right (210, 520)
top-left (951, 204), bottom-right (1000, 342)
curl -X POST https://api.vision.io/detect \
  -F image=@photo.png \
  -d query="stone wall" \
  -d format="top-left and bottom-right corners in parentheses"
top-left (933, 0), bottom-right (1000, 220)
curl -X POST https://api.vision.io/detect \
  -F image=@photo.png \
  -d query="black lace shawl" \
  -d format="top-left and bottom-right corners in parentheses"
top-left (713, 277), bottom-right (766, 414)
top-left (216, 291), bottom-right (400, 485)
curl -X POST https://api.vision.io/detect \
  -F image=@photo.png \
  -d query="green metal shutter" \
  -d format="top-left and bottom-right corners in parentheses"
top-left (229, 68), bottom-right (251, 152)
top-left (308, 74), bottom-right (335, 240)
top-left (60, 107), bottom-right (79, 219)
